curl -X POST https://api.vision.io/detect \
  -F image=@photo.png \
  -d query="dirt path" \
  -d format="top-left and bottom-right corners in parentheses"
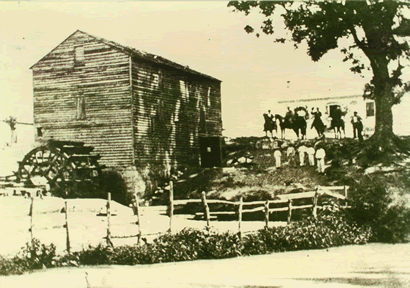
top-left (1, 243), bottom-right (410, 288)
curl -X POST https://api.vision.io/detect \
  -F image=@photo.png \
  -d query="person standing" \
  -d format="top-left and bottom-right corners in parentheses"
top-left (297, 144), bottom-right (307, 166)
top-left (274, 149), bottom-right (282, 168)
top-left (315, 147), bottom-right (326, 173)
top-left (351, 111), bottom-right (363, 141)
top-left (306, 146), bottom-right (315, 166)
top-left (286, 145), bottom-right (296, 167)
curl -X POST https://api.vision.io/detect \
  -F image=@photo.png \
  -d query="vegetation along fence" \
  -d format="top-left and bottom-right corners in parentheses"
top-left (23, 182), bottom-right (348, 252)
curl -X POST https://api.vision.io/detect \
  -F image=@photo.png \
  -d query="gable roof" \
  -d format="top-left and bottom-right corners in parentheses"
top-left (31, 30), bottom-right (221, 82)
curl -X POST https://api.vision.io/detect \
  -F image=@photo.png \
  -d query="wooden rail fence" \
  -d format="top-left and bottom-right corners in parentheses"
top-left (171, 185), bottom-right (349, 235)
top-left (24, 182), bottom-right (348, 250)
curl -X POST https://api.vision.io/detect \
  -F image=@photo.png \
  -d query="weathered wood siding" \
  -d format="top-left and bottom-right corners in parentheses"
top-left (32, 30), bottom-right (223, 181)
top-left (131, 58), bottom-right (222, 174)
top-left (32, 31), bottom-right (134, 167)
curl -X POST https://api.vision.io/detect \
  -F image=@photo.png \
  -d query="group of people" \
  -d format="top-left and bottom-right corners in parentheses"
top-left (273, 142), bottom-right (327, 173)
top-left (264, 106), bottom-right (364, 141)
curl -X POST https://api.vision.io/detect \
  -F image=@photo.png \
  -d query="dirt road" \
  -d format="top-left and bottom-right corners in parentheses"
top-left (1, 243), bottom-right (409, 288)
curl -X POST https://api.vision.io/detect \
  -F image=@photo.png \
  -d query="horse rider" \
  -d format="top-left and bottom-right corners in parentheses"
top-left (311, 107), bottom-right (326, 137)
top-left (331, 106), bottom-right (343, 129)
top-left (267, 109), bottom-right (273, 119)
top-left (263, 110), bottom-right (276, 137)
top-left (351, 111), bottom-right (363, 141)
top-left (284, 107), bottom-right (293, 125)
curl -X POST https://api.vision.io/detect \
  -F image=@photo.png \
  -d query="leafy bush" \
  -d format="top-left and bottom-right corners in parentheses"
top-left (348, 176), bottom-right (410, 243)
top-left (75, 243), bottom-right (113, 265)
top-left (0, 209), bottom-right (373, 275)
top-left (242, 208), bottom-right (371, 255)
top-left (0, 239), bottom-right (78, 275)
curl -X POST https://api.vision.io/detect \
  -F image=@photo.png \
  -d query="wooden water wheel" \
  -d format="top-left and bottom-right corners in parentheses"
top-left (16, 140), bottom-right (105, 196)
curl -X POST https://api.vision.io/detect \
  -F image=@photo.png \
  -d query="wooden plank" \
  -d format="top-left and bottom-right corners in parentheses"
top-left (318, 185), bottom-right (347, 191)
top-left (238, 196), bottom-right (243, 236)
top-left (201, 192), bottom-right (211, 228)
top-left (169, 180), bottom-right (173, 233)
top-left (174, 199), bottom-right (202, 205)
top-left (322, 191), bottom-right (347, 200)
top-left (242, 206), bottom-right (265, 213)
top-left (287, 199), bottom-right (293, 224)
top-left (264, 200), bottom-right (269, 229)
top-left (278, 191), bottom-right (316, 200)
top-left (292, 204), bottom-right (314, 210)
top-left (268, 207), bottom-right (289, 213)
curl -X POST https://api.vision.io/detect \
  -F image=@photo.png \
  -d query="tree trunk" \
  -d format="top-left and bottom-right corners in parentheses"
top-left (373, 92), bottom-right (394, 139)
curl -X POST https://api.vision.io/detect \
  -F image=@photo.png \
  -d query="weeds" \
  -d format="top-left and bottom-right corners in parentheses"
top-left (0, 210), bottom-right (372, 275)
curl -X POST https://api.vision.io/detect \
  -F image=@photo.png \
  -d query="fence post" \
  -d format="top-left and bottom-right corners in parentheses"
top-left (238, 196), bottom-right (243, 237)
top-left (29, 197), bottom-right (34, 246)
top-left (287, 199), bottom-right (293, 224)
top-left (264, 200), bottom-right (269, 229)
top-left (201, 191), bottom-right (210, 228)
top-left (312, 189), bottom-right (318, 219)
top-left (169, 180), bottom-right (174, 233)
top-left (64, 201), bottom-right (71, 254)
top-left (134, 194), bottom-right (142, 245)
top-left (343, 185), bottom-right (348, 208)
top-left (106, 192), bottom-right (113, 248)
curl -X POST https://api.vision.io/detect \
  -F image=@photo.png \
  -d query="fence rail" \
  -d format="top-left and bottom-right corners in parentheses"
top-left (22, 182), bottom-right (348, 250)
top-left (173, 185), bottom-right (349, 236)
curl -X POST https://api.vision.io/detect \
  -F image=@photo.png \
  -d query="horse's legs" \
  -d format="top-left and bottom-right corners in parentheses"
top-left (295, 129), bottom-right (300, 139)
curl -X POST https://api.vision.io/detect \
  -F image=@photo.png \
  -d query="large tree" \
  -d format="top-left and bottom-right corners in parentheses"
top-left (228, 0), bottom-right (410, 151)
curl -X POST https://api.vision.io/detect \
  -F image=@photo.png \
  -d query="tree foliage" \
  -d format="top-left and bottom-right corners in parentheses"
top-left (228, 0), bottom-right (410, 142)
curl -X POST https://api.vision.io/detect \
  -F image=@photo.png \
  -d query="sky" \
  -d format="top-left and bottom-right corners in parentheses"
top-left (0, 1), bottom-right (407, 146)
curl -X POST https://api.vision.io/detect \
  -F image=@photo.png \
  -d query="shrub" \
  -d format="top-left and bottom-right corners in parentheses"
top-left (348, 176), bottom-right (410, 243)
top-left (75, 243), bottom-right (113, 265)
top-left (242, 208), bottom-right (371, 255)
top-left (0, 239), bottom-right (79, 275)
top-left (0, 210), bottom-right (373, 275)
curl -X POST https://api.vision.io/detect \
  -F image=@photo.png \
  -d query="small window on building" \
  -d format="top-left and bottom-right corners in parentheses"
top-left (74, 46), bottom-right (85, 66)
top-left (76, 92), bottom-right (86, 120)
top-left (37, 127), bottom-right (43, 137)
top-left (366, 102), bottom-right (375, 117)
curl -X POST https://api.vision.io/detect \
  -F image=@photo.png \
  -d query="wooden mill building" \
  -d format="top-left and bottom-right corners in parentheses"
top-left (30, 30), bottom-right (223, 194)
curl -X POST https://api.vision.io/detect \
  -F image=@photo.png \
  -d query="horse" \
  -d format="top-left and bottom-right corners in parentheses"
top-left (275, 113), bottom-right (307, 139)
top-left (330, 117), bottom-right (345, 139)
top-left (311, 110), bottom-right (326, 138)
top-left (263, 113), bottom-right (277, 137)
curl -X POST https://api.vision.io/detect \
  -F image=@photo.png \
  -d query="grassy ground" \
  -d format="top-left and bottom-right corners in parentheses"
top-left (161, 136), bottom-right (410, 202)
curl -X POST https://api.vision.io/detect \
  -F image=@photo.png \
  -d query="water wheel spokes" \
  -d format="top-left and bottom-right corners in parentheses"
top-left (16, 140), bottom-right (104, 196)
